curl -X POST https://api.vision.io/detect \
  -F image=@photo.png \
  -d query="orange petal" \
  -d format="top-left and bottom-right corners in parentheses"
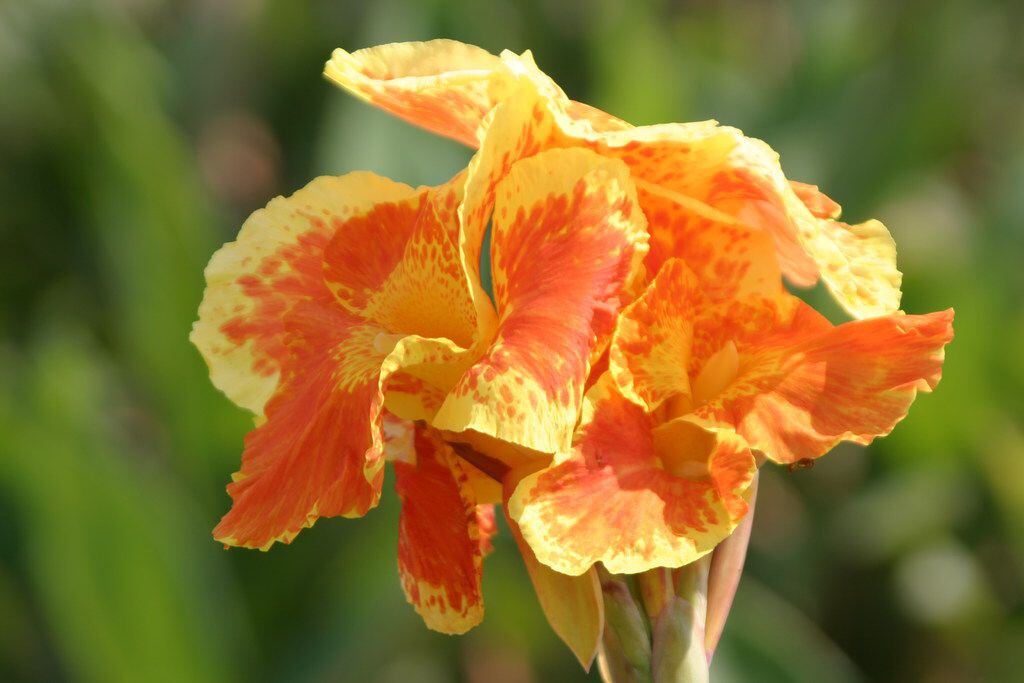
top-left (600, 125), bottom-right (822, 289)
top-left (200, 171), bottom-right (486, 549)
top-left (790, 180), bottom-right (841, 219)
top-left (321, 174), bottom-right (481, 429)
top-left (692, 304), bottom-right (955, 464)
top-left (458, 72), bottom-right (560, 330)
top-left (559, 118), bottom-right (901, 318)
top-left (192, 172), bottom-right (424, 416)
top-left (611, 257), bottom-right (794, 415)
top-left (612, 233), bottom-right (780, 414)
top-left (433, 147), bottom-right (648, 454)
top-left (706, 137), bottom-right (902, 317)
top-left (508, 376), bottom-right (756, 575)
top-left (324, 40), bottom-right (510, 147)
top-left (212, 301), bottom-right (387, 549)
top-left (394, 427), bottom-right (484, 634)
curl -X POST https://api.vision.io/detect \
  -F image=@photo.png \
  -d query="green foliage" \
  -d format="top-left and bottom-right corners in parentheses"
top-left (1, 0), bottom-right (1021, 681)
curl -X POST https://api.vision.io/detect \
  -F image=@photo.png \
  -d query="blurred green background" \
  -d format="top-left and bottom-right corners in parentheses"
top-left (2, 1), bottom-right (1022, 681)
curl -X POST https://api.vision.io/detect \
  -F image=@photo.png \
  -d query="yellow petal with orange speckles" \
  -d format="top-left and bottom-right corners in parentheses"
top-left (199, 170), bottom-right (484, 549)
top-left (712, 135), bottom-right (902, 317)
top-left (433, 147), bottom-right (648, 454)
top-left (611, 222), bottom-right (787, 412)
top-left (394, 427), bottom-right (484, 634)
top-left (508, 375), bottom-right (756, 576)
top-left (324, 40), bottom-right (511, 147)
top-left (191, 172), bottom-right (423, 416)
top-left (812, 217), bottom-right (902, 319)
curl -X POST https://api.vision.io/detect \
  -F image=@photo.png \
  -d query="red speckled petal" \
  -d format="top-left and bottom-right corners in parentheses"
top-left (324, 40), bottom-right (512, 147)
top-left (199, 171), bottom-right (485, 550)
top-left (395, 427), bottom-right (484, 634)
top-left (321, 174), bottom-right (480, 430)
top-left (691, 304), bottom-right (955, 464)
top-left (434, 147), bottom-right (648, 454)
top-left (191, 172), bottom-right (421, 416)
top-left (212, 301), bottom-right (388, 549)
top-left (508, 376), bottom-right (756, 575)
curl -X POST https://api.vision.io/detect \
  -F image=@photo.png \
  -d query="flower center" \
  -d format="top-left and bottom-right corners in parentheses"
top-left (652, 419), bottom-right (715, 479)
top-left (691, 341), bottom-right (739, 406)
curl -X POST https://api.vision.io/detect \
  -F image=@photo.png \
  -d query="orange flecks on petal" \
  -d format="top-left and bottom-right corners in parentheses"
top-left (198, 168), bottom-right (485, 550)
top-left (613, 257), bottom-right (794, 402)
top-left (790, 180), bottom-right (841, 219)
top-left (611, 256), bottom-right (728, 411)
top-left (212, 302), bottom-right (388, 550)
top-left (320, 172), bottom-right (480, 430)
top-left (394, 427), bottom-right (484, 634)
top-left (711, 136), bottom-right (902, 317)
top-left (692, 304), bottom-right (955, 464)
top-left (434, 147), bottom-right (648, 454)
top-left (636, 183), bottom-right (786, 302)
top-left (508, 376), bottom-right (756, 576)
top-left (191, 172), bottom-right (419, 415)
top-left (813, 217), bottom-right (902, 320)
top-left (322, 173), bottom-right (475, 342)
top-left (325, 40), bottom-right (511, 147)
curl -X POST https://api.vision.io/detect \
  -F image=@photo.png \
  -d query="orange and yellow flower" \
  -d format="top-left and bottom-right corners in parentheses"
top-left (191, 132), bottom-right (647, 633)
top-left (192, 38), bottom-right (954, 667)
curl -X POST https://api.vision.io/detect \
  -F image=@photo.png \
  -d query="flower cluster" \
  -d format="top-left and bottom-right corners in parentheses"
top-left (192, 40), bottom-right (953, 672)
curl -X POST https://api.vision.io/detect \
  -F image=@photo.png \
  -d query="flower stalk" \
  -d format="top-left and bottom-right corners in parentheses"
top-left (597, 472), bottom-right (761, 682)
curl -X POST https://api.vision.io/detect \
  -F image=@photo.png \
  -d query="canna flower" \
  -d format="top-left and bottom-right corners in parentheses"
top-left (507, 223), bottom-right (954, 575)
top-left (191, 131), bottom-right (647, 632)
top-left (327, 39), bottom-right (900, 320)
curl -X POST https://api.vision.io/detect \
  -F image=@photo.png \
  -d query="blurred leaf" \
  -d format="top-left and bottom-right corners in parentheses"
top-left (0, 328), bottom-right (243, 683)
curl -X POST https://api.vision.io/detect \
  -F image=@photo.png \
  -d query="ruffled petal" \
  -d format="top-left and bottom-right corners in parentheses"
top-left (508, 376), bottom-right (756, 576)
top-left (434, 147), bottom-right (648, 454)
top-left (790, 180), bottom-right (841, 219)
top-left (612, 217), bottom-right (790, 411)
top-left (691, 304), bottom-right (955, 464)
top-left (200, 171), bottom-right (485, 549)
top-left (394, 427), bottom-right (484, 634)
top-left (321, 174), bottom-right (481, 430)
top-left (212, 301), bottom-right (387, 549)
top-left (191, 172), bottom-right (424, 415)
top-left (324, 40), bottom-right (510, 147)
top-left (812, 217), bottom-right (902, 320)
top-left (709, 136), bottom-right (902, 317)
